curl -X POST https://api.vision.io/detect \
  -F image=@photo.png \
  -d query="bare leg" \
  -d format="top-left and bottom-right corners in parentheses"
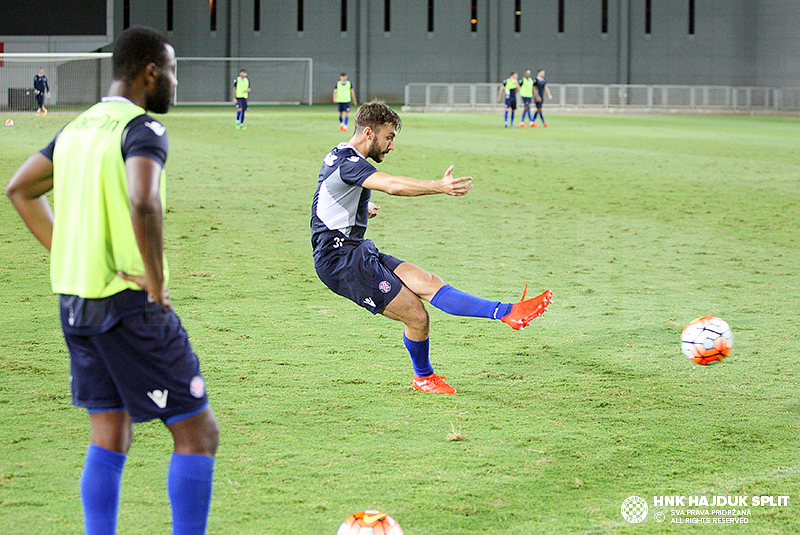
top-left (380, 261), bottom-right (446, 341)
top-left (167, 407), bottom-right (219, 456)
top-left (89, 410), bottom-right (134, 453)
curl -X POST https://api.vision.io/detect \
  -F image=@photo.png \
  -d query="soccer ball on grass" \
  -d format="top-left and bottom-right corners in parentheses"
top-left (681, 316), bottom-right (733, 365)
top-left (4, 119), bottom-right (13, 127)
top-left (337, 510), bottom-right (404, 535)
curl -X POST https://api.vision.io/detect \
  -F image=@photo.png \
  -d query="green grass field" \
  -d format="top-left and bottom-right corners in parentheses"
top-left (1, 107), bottom-right (799, 534)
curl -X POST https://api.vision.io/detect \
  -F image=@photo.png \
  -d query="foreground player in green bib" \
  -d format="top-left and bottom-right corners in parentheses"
top-left (6, 26), bottom-right (219, 535)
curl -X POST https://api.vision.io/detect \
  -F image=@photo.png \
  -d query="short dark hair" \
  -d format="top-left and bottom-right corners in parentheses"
top-left (113, 26), bottom-right (170, 82)
top-left (354, 100), bottom-right (401, 134)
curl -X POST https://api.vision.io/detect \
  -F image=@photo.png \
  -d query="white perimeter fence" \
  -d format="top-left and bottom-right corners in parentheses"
top-left (404, 83), bottom-right (800, 112)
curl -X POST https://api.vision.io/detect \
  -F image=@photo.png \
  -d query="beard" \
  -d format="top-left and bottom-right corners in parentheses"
top-left (146, 73), bottom-right (173, 114)
top-left (367, 139), bottom-right (388, 163)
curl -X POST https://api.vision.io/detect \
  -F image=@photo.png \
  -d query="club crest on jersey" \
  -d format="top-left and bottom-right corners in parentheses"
top-left (378, 281), bottom-right (392, 293)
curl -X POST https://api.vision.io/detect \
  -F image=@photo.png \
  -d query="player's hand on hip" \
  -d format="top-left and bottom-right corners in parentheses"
top-left (441, 165), bottom-right (472, 196)
top-left (117, 271), bottom-right (173, 311)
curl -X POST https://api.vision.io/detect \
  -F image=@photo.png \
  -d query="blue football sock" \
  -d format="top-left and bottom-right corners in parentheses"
top-left (510, 111), bottom-right (515, 125)
top-left (504, 110), bottom-right (508, 124)
top-left (344, 116), bottom-right (349, 126)
top-left (240, 112), bottom-right (245, 125)
top-left (403, 334), bottom-right (434, 377)
top-left (430, 285), bottom-right (512, 320)
top-left (81, 444), bottom-right (126, 535)
top-left (539, 112), bottom-right (545, 124)
top-left (533, 111), bottom-right (540, 123)
top-left (168, 453), bottom-right (215, 535)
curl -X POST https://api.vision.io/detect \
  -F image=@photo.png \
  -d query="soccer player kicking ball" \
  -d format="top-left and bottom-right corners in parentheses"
top-left (6, 26), bottom-right (218, 534)
top-left (311, 101), bottom-right (552, 395)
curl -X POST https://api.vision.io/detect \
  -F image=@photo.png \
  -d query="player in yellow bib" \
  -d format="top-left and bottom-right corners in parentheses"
top-left (234, 68), bottom-right (251, 129)
top-left (497, 72), bottom-right (520, 127)
top-left (5, 26), bottom-right (219, 535)
top-left (519, 70), bottom-right (535, 127)
top-left (333, 72), bottom-right (357, 132)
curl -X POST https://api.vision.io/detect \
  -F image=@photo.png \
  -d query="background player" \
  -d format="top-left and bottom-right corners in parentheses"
top-left (311, 101), bottom-right (552, 395)
top-left (519, 69), bottom-right (534, 127)
top-left (34, 67), bottom-right (49, 115)
top-left (497, 72), bottom-right (520, 128)
top-left (334, 72), bottom-right (357, 132)
top-left (234, 68), bottom-right (250, 129)
top-left (532, 68), bottom-right (553, 127)
top-left (5, 26), bottom-right (219, 535)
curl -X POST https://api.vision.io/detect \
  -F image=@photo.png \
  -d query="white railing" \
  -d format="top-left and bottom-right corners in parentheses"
top-left (404, 83), bottom-right (800, 111)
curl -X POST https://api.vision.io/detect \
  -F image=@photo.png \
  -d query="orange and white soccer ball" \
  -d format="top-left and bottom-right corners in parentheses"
top-left (681, 316), bottom-right (733, 365)
top-left (337, 510), bottom-right (404, 535)
top-left (4, 119), bottom-right (13, 127)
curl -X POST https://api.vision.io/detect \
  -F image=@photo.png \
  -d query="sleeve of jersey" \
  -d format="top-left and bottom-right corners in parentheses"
top-left (341, 157), bottom-right (377, 186)
top-left (121, 115), bottom-right (169, 167)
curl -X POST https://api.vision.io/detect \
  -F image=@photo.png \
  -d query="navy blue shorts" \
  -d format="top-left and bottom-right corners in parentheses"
top-left (236, 97), bottom-right (248, 111)
top-left (522, 96), bottom-right (532, 107)
top-left (337, 102), bottom-right (351, 113)
top-left (63, 305), bottom-right (210, 424)
top-left (314, 238), bottom-right (404, 315)
top-left (505, 96), bottom-right (517, 110)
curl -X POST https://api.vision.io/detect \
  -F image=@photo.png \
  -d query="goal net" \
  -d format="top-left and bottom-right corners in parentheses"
top-left (0, 54), bottom-right (314, 110)
top-left (0, 53), bottom-right (113, 112)
top-left (175, 57), bottom-right (313, 105)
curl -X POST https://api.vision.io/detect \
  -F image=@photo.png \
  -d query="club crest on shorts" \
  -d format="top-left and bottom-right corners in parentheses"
top-left (190, 375), bottom-right (206, 398)
top-left (378, 281), bottom-right (392, 293)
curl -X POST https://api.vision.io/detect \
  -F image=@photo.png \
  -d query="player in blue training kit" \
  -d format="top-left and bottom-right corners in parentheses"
top-left (497, 72), bottom-right (520, 127)
top-left (311, 101), bottom-right (552, 394)
top-left (34, 67), bottom-right (49, 115)
top-left (532, 69), bottom-right (553, 127)
top-left (6, 27), bottom-right (218, 535)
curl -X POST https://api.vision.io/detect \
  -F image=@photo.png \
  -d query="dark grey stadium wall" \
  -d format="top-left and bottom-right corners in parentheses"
top-left (6, 1), bottom-right (794, 103)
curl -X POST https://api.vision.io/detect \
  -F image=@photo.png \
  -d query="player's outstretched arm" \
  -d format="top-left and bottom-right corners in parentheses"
top-left (361, 165), bottom-right (472, 197)
top-left (5, 152), bottom-right (55, 251)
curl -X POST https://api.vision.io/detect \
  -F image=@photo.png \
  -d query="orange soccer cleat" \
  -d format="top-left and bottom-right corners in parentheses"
top-left (413, 373), bottom-right (456, 394)
top-left (501, 283), bottom-right (552, 330)
top-left (542, 123), bottom-right (548, 127)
